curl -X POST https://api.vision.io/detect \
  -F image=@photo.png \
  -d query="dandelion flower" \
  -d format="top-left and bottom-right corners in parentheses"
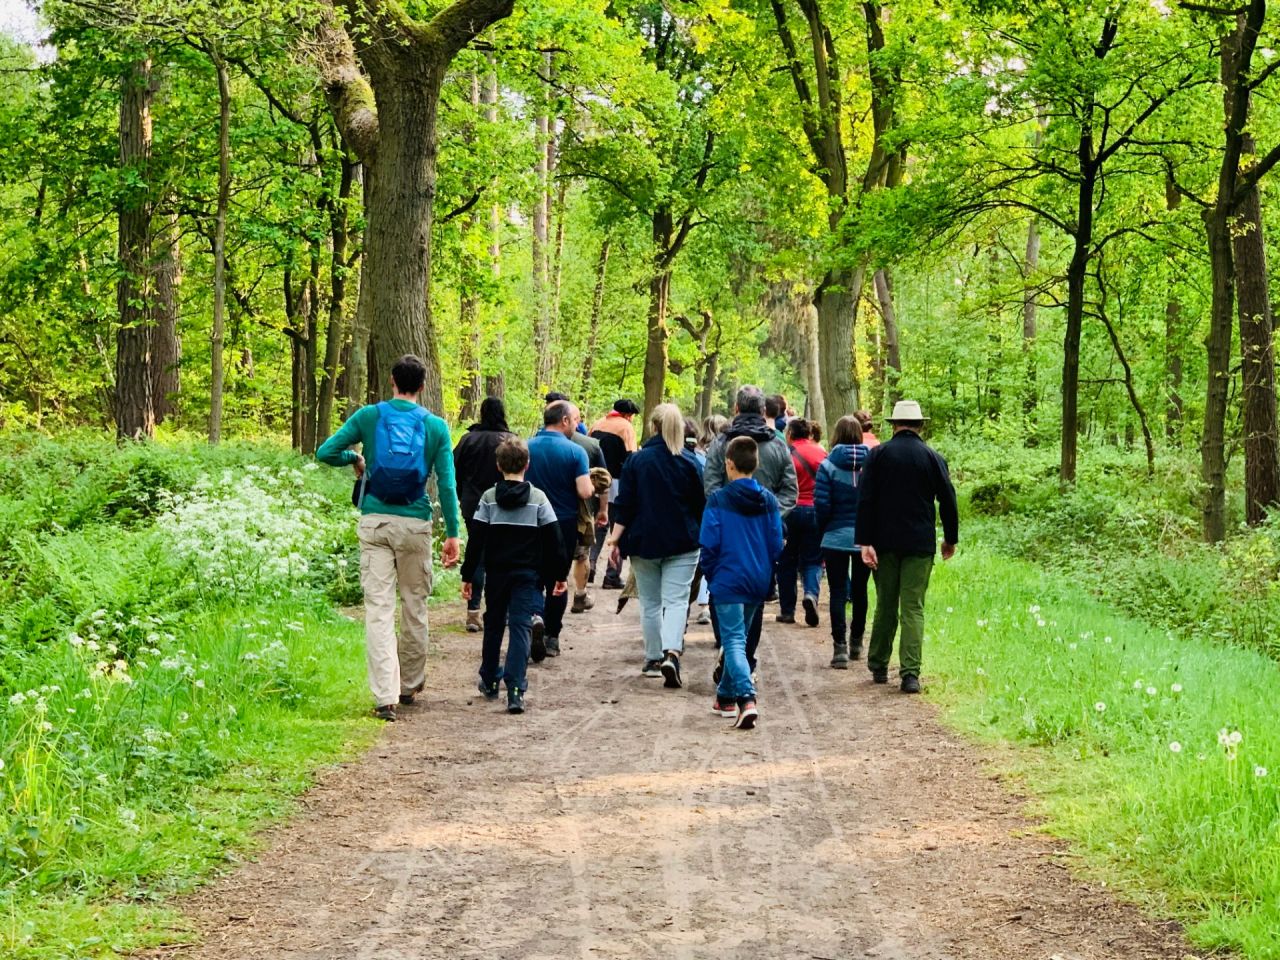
top-left (1146, 686), bottom-right (1157, 696)
top-left (1218, 729), bottom-right (1232, 746)
top-left (1134, 680), bottom-right (1144, 690)
top-left (1255, 766), bottom-right (1269, 778)
top-left (194, 679), bottom-right (206, 689)
top-left (1095, 702), bottom-right (1107, 713)
top-left (1103, 636), bottom-right (1113, 644)
top-left (1171, 683), bottom-right (1182, 693)
top-left (1230, 731), bottom-right (1243, 746)
top-left (1169, 742), bottom-right (1182, 753)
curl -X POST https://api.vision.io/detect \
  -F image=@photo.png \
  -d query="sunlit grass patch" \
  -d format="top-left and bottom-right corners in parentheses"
top-left (927, 547), bottom-right (1280, 958)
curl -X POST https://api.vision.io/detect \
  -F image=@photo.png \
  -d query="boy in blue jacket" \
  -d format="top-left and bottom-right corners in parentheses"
top-left (699, 436), bottom-right (784, 729)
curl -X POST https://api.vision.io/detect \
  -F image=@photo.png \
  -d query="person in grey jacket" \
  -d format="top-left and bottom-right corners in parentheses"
top-left (702, 385), bottom-right (799, 683)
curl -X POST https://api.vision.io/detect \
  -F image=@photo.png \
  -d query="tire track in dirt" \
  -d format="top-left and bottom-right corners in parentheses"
top-left (151, 595), bottom-right (1199, 960)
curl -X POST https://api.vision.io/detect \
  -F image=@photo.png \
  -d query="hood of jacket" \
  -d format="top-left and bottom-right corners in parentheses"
top-left (721, 478), bottom-right (770, 515)
top-left (725, 413), bottom-right (779, 445)
top-left (495, 479), bottom-right (531, 509)
top-left (827, 443), bottom-right (859, 470)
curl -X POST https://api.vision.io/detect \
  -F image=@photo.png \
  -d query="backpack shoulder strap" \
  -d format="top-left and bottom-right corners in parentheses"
top-left (789, 444), bottom-right (818, 479)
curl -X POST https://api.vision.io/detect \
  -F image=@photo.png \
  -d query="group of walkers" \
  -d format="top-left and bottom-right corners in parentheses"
top-left (318, 354), bottom-right (959, 729)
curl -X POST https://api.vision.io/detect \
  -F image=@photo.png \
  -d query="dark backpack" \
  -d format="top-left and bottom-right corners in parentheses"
top-left (366, 402), bottom-right (429, 505)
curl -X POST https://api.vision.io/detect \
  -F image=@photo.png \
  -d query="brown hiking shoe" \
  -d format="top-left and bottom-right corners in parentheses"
top-left (373, 704), bottom-right (397, 722)
top-left (465, 610), bottom-right (481, 633)
top-left (570, 593), bottom-right (588, 614)
top-left (398, 680), bottom-right (425, 706)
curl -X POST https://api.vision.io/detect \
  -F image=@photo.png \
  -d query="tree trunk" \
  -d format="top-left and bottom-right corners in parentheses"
top-left (1202, 208), bottom-right (1235, 543)
top-left (580, 236), bottom-right (611, 396)
top-left (815, 266), bottom-right (863, 431)
top-left (644, 269), bottom-right (672, 424)
top-left (1233, 148), bottom-right (1280, 524)
top-left (357, 66), bottom-right (449, 405)
top-left (302, 238), bottom-right (322, 453)
top-left (1163, 172), bottom-right (1183, 442)
top-left (803, 298), bottom-right (827, 430)
top-left (531, 54), bottom-right (553, 391)
top-left (699, 350), bottom-right (720, 425)
top-left (346, 169), bottom-right (371, 414)
top-left (1061, 155), bottom-right (1097, 484)
top-left (483, 56), bottom-right (505, 402)
top-left (115, 57), bottom-right (155, 442)
top-left (458, 73), bottom-right (483, 421)
top-left (151, 207), bottom-right (181, 424)
top-left (318, 156), bottom-right (356, 443)
top-left (1022, 215), bottom-right (1041, 418)
top-left (208, 52), bottom-right (231, 445)
top-left (873, 268), bottom-right (900, 400)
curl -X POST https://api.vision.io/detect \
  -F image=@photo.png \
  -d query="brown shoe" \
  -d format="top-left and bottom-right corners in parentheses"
top-left (465, 610), bottom-right (482, 633)
top-left (398, 680), bottom-right (425, 706)
top-left (373, 704), bottom-right (397, 722)
top-left (570, 592), bottom-right (588, 614)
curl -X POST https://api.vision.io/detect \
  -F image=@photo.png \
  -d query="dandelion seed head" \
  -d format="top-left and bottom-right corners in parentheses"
top-left (1169, 741), bottom-right (1182, 753)
top-left (1094, 701), bottom-right (1106, 713)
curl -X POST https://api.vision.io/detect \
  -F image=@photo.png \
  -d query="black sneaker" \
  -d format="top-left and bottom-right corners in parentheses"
top-left (642, 659), bottom-right (664, 678)
top-left (830, 643), bottom-right (849, 669)
top-left (871, 666), bottom-right (889, 684)
top-left (802, 595), bottom-right (819, 627)
top-left (373, 704), bottom-right (396, 722)
top-left (544, 635), bottom-right (561, 658)
top-left (507, 688), bottom-right (525, 714)
top-left (660, 651), bottom-right (682, 689)
top-left (601, 576), bottom-right (624, 590)
top-left (477, 677), bottom-right (500, 701)
top-left (530, 616), bottom-right (546, 663)
top-left (775, 613), bottom-right (796, 624)
top-left (849, 642), bottom-right (863, 661)
top-left (712, 647), bottom-right (724, 684)
top-left (901, 674), bottom-right (921, 694)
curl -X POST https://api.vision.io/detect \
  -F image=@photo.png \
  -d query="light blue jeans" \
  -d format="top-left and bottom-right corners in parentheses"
top-left (630, 550), bottom-right (700, 660)
top-left (715, 602), bottom-right (760, 704)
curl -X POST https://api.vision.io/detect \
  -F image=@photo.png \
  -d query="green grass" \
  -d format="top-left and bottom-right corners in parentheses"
top-left (926, 544), bottom-right (1280, 958)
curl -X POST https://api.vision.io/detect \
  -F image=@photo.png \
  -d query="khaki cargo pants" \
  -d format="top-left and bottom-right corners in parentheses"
top-left (357, 514), bottom-right (434, 707)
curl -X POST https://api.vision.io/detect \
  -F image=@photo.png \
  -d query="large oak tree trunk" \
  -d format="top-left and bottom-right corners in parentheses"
top-left (151, 208), bottom-right (181, 424)
top-left (644, 269), bottom-right (672, 423)
top-left (815, 266), bottom-right (863, 428)
top-left (580, 236), bottom-right (611, 397)
top-left (318, 156), bottom-right (357, 443)
top-left (115, 58), bottom-right (155, 441)
top-left (873, 268), bottom-right (900, 402)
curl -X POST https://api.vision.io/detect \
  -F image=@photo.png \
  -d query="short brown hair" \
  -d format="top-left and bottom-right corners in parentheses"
top-left (831, 415), bottom-right (864, 446)
top-left (495, 438), bottom-right (530, 474)
top-left (785, 418), bottom-right (811, 441)
top-left (726, 436), bottom-right (759, 475)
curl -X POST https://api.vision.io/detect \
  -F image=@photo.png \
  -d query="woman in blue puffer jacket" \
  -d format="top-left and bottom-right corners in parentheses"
top-left (814, 415), bottom-right (870, 670)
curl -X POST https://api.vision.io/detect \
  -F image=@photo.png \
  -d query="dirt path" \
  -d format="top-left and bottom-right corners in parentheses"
top-left (164, 598), bottom-right (1196, 960)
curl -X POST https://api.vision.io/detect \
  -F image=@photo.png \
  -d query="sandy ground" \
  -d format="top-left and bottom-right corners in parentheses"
top-left (155, 595), bottom-right (1201, 960)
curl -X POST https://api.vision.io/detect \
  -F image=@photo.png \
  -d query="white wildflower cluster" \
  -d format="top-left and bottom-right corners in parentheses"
top-left (154, 468), bottom-right (344, 596)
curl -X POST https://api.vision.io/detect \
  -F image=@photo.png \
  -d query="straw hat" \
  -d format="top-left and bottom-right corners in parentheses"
top-left (887, 399), bottom-right (929, 423)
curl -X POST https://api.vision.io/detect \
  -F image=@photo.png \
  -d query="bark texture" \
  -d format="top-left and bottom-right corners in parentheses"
top-left (151, 208), bottom-right (181, 425)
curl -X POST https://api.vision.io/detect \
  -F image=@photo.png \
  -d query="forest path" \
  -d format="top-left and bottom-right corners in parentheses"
top-left (161, 596), bottom-right (1194, 960)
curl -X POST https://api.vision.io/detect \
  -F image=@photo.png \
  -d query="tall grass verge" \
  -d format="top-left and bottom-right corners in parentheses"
top-left (927, 546), bottom-right (1280, 958)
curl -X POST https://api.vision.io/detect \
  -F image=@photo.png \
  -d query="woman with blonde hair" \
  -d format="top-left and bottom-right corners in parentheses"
top-left (608, 403), bottom-right (706, 688)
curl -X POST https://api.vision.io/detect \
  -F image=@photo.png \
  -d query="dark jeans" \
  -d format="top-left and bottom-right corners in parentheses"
top-left (481, 567), bottom-right (540, 692)
top-left (709, 600), bottom-right (764, 672)
top-left (465, 516), bottom-right (484, 611)
top-left (824, 548), bottom-right (872, 645)
top-left (777, 506), bottom-right (823, 616)
top-left (539, 517), bottom-right (579, 639)
top-left (589, 502), bottom-right (620, 581)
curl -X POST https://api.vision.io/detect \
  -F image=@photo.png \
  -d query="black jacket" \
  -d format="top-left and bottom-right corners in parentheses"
top-left (854, 430), bottom-right (959, 556)
top-left (460, 480), bottom-right (565, 589)
top-left (613, 435), bottom-right (706, 559)
top-left (453, 425), bottom-right (513, 522)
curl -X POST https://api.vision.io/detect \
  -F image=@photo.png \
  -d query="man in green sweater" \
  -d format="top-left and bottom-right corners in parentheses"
top-left (317, 355), bottom-right (461, 721)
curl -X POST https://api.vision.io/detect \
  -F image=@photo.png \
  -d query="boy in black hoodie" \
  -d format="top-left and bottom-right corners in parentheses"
top-left (461, 439), bottom-right (566, 713)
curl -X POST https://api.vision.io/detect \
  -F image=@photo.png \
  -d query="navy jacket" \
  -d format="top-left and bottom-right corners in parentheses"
top-left (814, 443), bottom-right (870, 551)
top-left (854, 431), bottom-right (959, 556)
top-left (700, 478), bottom-right (785, 604)
top-left (613, 435), bottom-right (706, 559)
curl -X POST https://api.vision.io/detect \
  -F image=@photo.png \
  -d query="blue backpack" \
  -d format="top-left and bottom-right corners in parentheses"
top-left (366, 402), bottom-right (429, 505)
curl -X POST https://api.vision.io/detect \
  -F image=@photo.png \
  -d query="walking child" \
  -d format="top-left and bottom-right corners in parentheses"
top-left (700, 436), bottom-right (785, 730)
top-left (461, 438), bottom-right (567, 714)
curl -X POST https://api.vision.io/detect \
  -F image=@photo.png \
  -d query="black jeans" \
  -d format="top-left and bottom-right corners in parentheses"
top-left (540, 517), bottom-right (579, 639)
top-left (464, 517), bottom-right (484, 611)
top-left (824, 547), bottom-right (872, 645)
top-left (481, 567), bottom-right (540, 692)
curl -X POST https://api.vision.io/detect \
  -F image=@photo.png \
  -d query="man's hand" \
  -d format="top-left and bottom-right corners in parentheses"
top-left (861, 545), bottom-right (878, 571)
top-left (941, 541), bottom-right (956, 561)
top-left (552, 580), bottom-right (568, 597)
top-left (609, 546), bottom-right (622, 571)
top-left (352, 454), bottom-right (366, 478)
top-left (440, 537), bottom-right (461, 569)
top-left (461, 582), bottom-right (472, 601)
top-left (596, 508), bottom-right (609, 528)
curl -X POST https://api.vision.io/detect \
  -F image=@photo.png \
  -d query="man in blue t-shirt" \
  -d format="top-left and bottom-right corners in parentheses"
top-left (526, 400), bottom-right (592, 659)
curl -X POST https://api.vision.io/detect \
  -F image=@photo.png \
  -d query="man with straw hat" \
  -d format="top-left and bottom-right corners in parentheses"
top-left (855, 400), bottom-right (959, 694)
